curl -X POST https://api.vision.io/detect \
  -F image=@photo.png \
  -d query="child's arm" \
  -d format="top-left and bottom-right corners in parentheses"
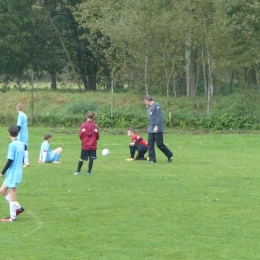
top-left (1, 159), bottom-right (13, 176)
top-left (39, 150), bottom-right (47, 163)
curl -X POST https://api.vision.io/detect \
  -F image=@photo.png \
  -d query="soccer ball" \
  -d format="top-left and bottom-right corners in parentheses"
top-left (102, 149), bottom-right (110, 156)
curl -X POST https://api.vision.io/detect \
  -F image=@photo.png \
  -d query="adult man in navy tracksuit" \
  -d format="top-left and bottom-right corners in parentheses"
top-left (144, 95), bottom-right (173, 163)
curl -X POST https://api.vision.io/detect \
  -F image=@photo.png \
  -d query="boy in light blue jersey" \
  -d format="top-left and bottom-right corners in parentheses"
top-left (0, 125), bottom-right (25, 222)
top-left (39, 133), bottom-right (62, 164)
top-left (16, 103), bottom-right (29, 167)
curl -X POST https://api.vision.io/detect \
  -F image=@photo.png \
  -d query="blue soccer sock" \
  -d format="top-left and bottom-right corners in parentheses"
top-left (54, 154), bottom-right (61, 162)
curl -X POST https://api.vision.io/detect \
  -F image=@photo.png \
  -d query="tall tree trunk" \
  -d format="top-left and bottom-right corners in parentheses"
top-left (78, 59), bottom-right (98, 91)
top-left (256, 70), bottom-right (260, 94)
top-left (163, 47), bottom-right (174, 99)
top-left (144, 40), bottom-right (149, 95)
top-left (202, 48), bottom-right (208, 98)
top-left (185, 38), bottom-right (197, 97)
top-left (229, 70), bottom-right (234, 94)
top-left (50, 73), bottom-right (57, 90)
top-left (206, 53), bottom-right (214, 116)
top-left (80, 73), bottom-right (88, 90)
top-left (87, 74), bottom-right (97, 91)
top-left (185, 37), bottom-right (191, 96)
top-left (245, 68), bottom-right (257, 85)
top-left (207, 54), bottom-right (214, 97)
top-left (190, 49), bottom-right (197, 97)
top-left (172, 62), bottom-right (178, 98)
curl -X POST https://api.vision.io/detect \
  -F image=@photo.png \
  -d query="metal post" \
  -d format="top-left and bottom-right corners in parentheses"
top-left (111, 71), bottom-right (114, 126)
top-left (30, 71), bottom-right (34, 125)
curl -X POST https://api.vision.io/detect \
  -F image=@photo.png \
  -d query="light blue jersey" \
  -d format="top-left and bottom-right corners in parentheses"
top-left (17, 112), bottom-right (28, 146)
top-left (39, 140), bottom-right (56, 163)
top-left (5, 140), bottom-right (25, 188)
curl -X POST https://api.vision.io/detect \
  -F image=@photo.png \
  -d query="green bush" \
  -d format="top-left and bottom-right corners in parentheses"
top-left (1, 90), bottom-right (260, 130)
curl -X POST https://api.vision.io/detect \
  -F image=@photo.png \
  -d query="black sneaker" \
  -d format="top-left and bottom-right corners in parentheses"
top-left (16, 207), bottom-right (24, 217)
top-left (148, 160), bottom-right (156, 163)
top-left (167, 157), bottom-right (173, 163)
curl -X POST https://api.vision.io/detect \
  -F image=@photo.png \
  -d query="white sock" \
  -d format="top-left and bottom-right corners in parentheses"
top-left (24, 150), bottom-right (29, 165)
top-left (10, 201), bottom-right (17, 220)
top-left (4, 194), bottom-right (10, 202)
top-left (16, 202), bottom-right (21, 210)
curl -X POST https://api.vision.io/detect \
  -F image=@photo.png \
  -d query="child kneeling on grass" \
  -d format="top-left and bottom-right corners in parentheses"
top-left (39, 133), bottom-right (62, 164)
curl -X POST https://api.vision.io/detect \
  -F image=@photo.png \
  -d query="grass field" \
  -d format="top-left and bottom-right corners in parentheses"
top-left (0, 127), bottom-right (259, 260)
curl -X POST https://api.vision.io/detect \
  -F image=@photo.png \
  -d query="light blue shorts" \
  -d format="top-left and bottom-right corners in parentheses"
top-left (4, 180), bottom-right (19, 189)
top-left (46, 152), bottom-right (56, 163)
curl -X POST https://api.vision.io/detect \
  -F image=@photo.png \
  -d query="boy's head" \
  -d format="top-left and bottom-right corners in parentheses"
top-left (44, 133), bottom-right (52, 140)
top-left (144, 95), bottom-right (153, 106)
top-left (127, 127), bottom-right (135, 137)
top-left (16, 103), bottom-right (24, 112)
top-left (8, 125), bottom-right (19, 137)
top-left (87, 111), bottom-right (94, 120)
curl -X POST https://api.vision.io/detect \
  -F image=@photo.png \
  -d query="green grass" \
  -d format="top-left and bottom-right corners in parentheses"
top-left (0, 127), bottom-right (259, 259)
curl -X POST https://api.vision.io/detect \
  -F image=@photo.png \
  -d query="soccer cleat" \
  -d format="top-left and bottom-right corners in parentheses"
top-left (146, 157), bottom-right (149, 161)
top-left (167, 157), bottom-right (173, 163)
top-left (53, 161), bottom-right (62, 164)
top-left (86, 172), bottom-right (91, 176)
top-left (148, 160), bottom-right (156, 163)
top-left (74, 172), bottom-right (80, 176)
top-left (1, 217), bottom-right (16, 222)
top-left (23, 164), bottom-right (29, 168)
top-left (16, 207), bottom-right (24, 217)
top-left (126, 158), bottom-right (135, 161)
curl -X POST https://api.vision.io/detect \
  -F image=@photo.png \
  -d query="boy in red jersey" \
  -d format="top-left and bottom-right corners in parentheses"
top-left (126, 128), bottom-right (148, 161)
top-left (74, 111), bottom-right (100, 176)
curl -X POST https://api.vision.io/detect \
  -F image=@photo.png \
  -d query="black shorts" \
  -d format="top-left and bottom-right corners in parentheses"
top-left (80, 150), bottom-right (97, 161)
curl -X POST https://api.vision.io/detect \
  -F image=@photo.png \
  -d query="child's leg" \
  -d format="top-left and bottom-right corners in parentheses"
top-left (53, 148), bottom-right (62, 162)
top-left (87, 159), bottom-right (93, 174)
top-left (0, 181), bottom-right (8, 197)
top-left (54, 153), bottom-right (61, 162)
top-left (0, 182), bottom-right (21, 208)
top-left (9, 188), bottom-right (18, 220)
top-left (129, 145), bottom-right (136, 158)
top-left (24, 150), bottom-right (29, 165)
top-left (76, 159), bottom-right (84, 172)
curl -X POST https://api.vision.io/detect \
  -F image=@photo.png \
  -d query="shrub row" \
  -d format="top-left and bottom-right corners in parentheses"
top-left (165, 114), bottom-right (259, 130)
top-left (0, 112), bottom-right (259, 130)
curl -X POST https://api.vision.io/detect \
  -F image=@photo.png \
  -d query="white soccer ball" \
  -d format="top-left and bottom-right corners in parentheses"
top-left (102, 148), bottom-right (110, 156)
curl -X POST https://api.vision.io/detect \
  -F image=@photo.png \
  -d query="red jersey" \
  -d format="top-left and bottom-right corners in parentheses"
top-left (132, 134), bottom-right (148, 146)
top-left (79, 120), bottom-right (100, 150)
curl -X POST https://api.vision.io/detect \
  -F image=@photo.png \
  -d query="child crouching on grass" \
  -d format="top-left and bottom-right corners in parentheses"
top-left (0, 125), bottom-right (25, 222)
top-left (39, 133), bottom-right (63, 164)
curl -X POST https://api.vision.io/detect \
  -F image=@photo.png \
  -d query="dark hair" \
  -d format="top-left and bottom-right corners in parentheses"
top-left (8, 125), bottom-right (19, 137)
top-left (87, 111), bottom-right (94, 119)
top-left (144, 95), bottom-right (153, 101)
top-left (44, 133), bottom-right (52, 140)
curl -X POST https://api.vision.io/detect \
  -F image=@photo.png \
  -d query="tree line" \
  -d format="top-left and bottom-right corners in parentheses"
top-left (0, 0), bottom-right (259, 98)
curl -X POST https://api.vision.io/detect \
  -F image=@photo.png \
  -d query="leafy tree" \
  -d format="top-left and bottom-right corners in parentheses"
top-left (42, 0), bottom-right (113, 91)
top-left (0, 0), bottom-right (38, 77)
top-left (226, 0), bottom-right (260, 87)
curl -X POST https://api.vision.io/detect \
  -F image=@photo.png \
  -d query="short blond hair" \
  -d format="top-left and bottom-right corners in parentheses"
top-left (16, 103), bottom-right (24, 111)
